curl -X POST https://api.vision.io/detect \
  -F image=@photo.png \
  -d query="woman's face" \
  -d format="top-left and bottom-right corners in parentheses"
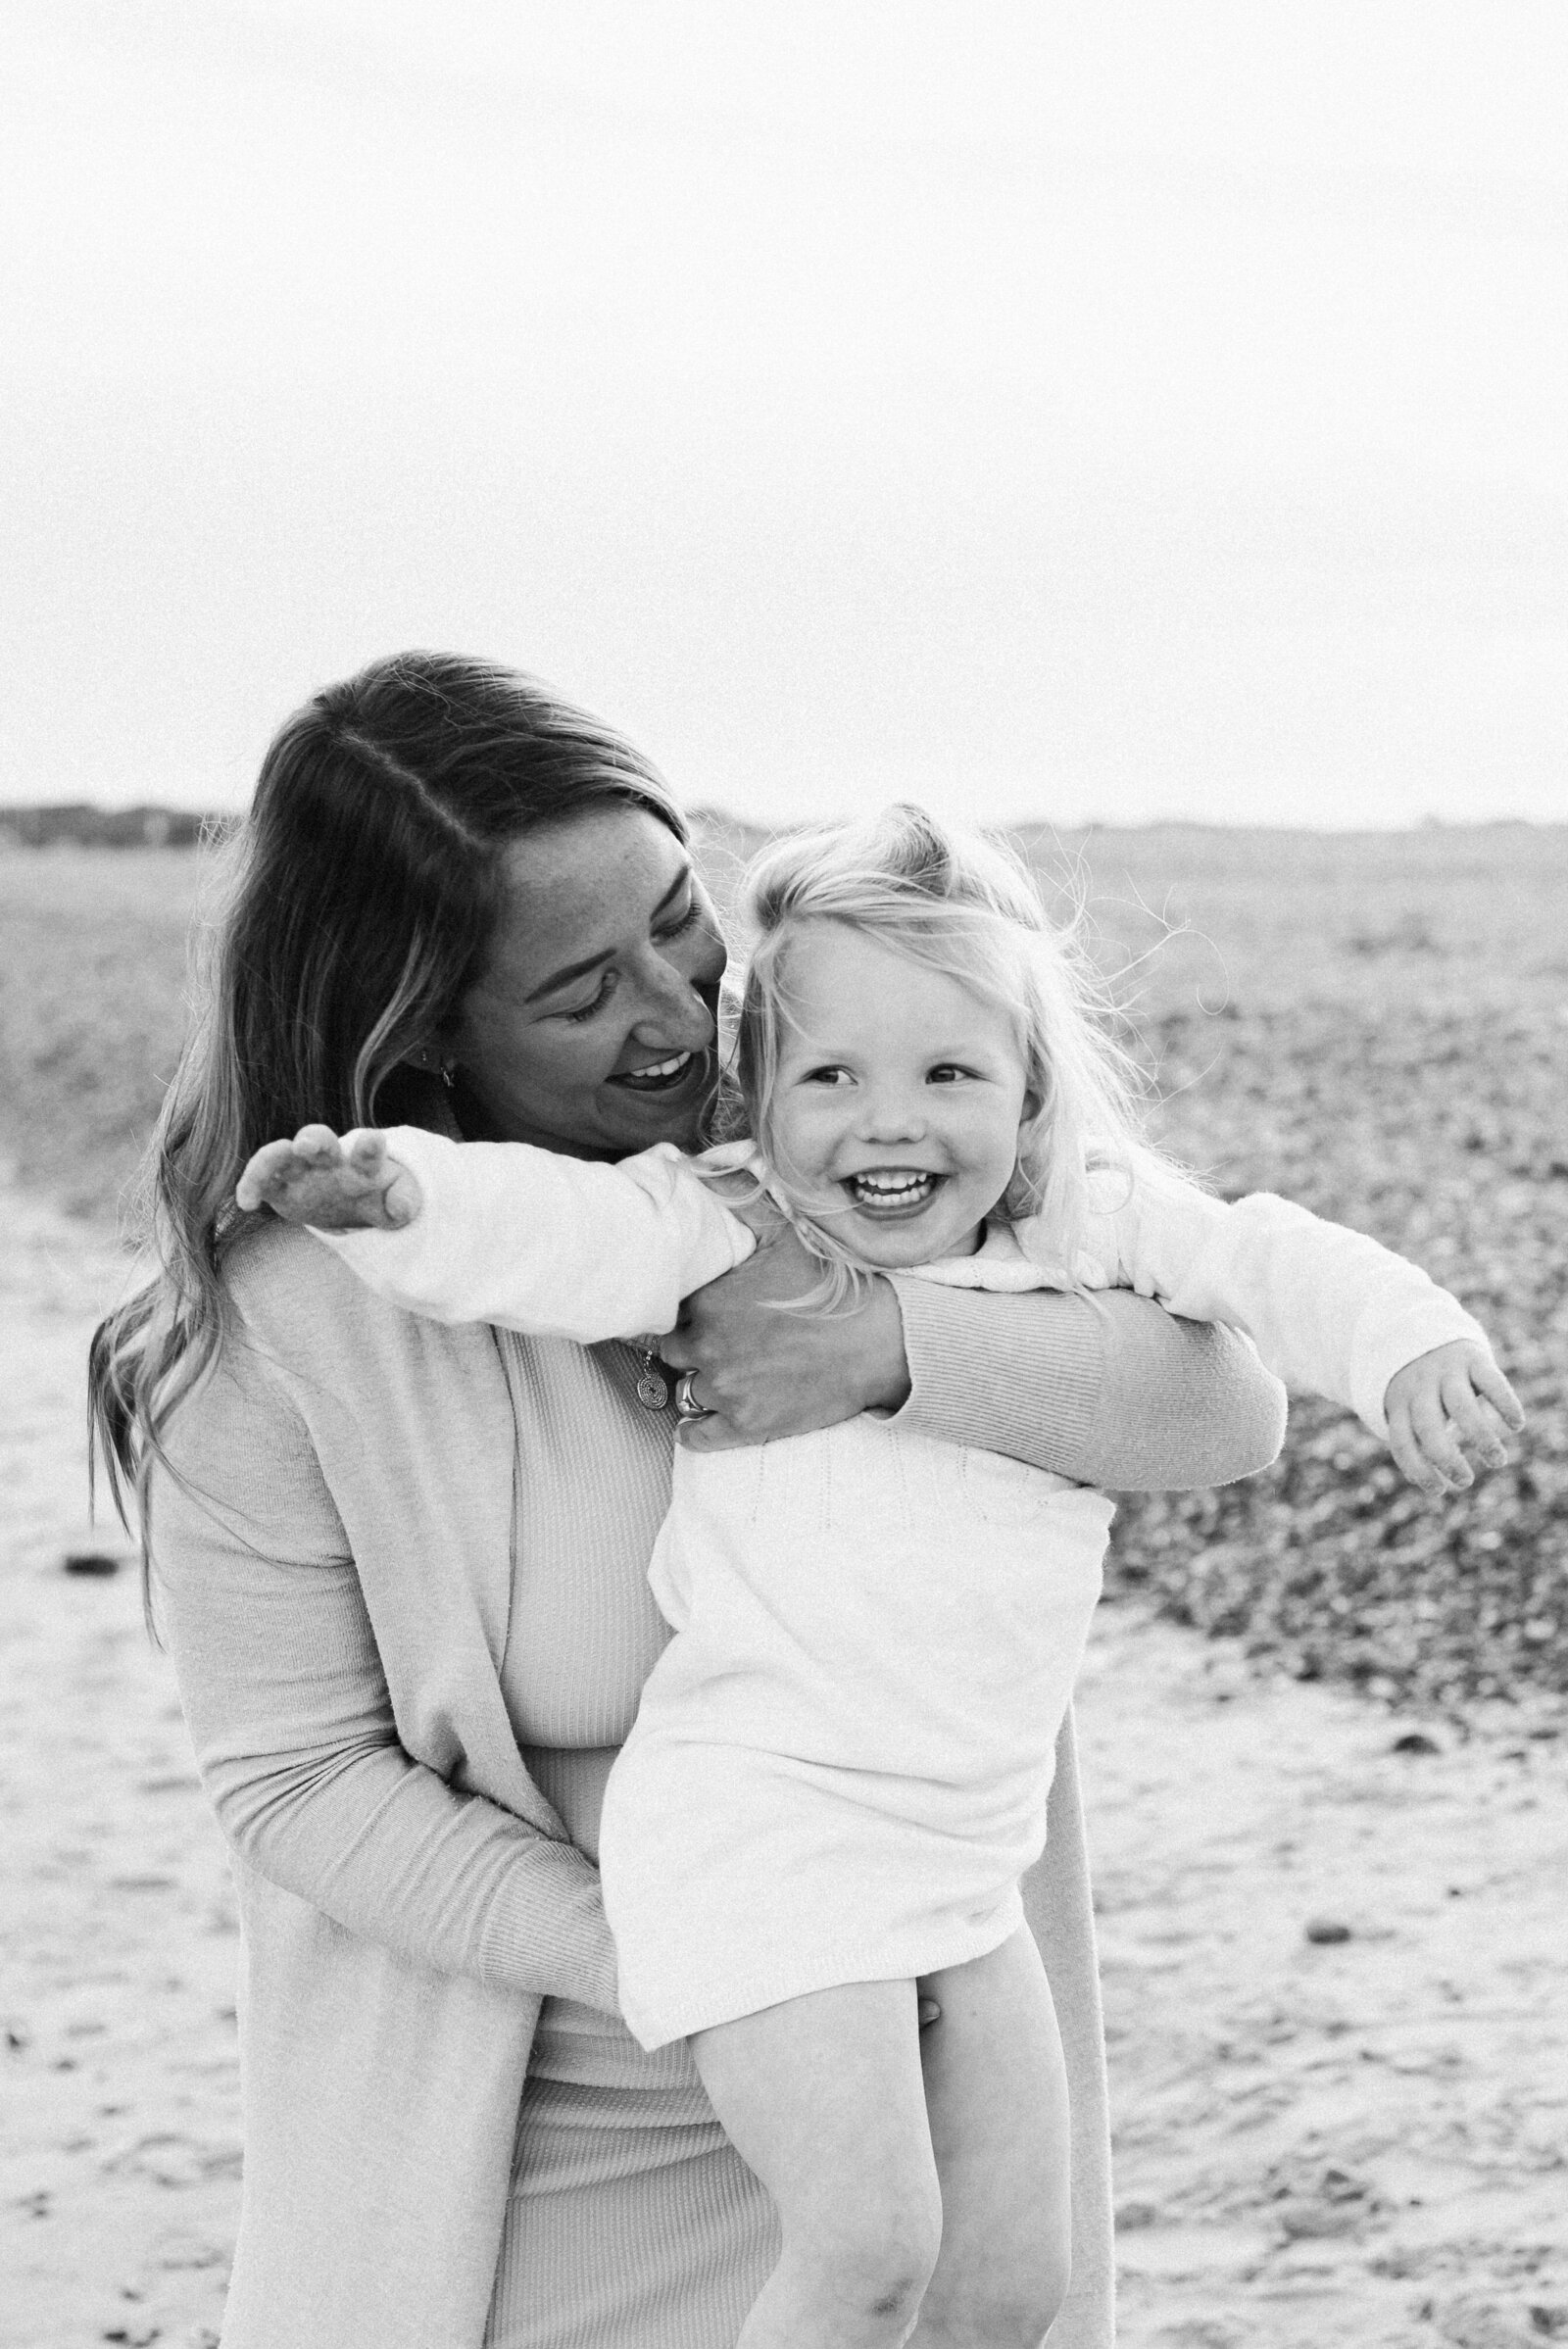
top-left (444, 805), bottom-right (726, 1159)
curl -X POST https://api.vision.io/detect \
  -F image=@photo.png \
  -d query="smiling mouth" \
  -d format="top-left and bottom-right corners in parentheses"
top-left (612, 1049), bottom-right (704, 1096)
top-left (843, 1168), bottom-right (945, 1216)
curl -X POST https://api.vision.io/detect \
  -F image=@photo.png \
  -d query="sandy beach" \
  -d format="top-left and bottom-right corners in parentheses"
top-left (3, 1179), bottom-right (1564, 2349)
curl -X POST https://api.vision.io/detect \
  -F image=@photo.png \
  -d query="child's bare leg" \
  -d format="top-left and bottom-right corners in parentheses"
top-left (690, 1980), bottom-right (943, 2349)
top-left (908, 1926), bottom-right (1072, 2347)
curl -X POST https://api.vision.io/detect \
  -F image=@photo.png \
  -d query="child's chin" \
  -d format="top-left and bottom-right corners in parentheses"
top-left (853, 1218), bottom-right (970, 1267)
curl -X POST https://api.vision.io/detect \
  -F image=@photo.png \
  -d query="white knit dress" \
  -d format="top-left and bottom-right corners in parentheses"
top-left (322, 1132), bottom-right (1487, 2049)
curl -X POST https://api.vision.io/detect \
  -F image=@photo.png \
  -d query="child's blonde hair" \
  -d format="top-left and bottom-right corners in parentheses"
top-left (730, 803), bottom-right (1179, 1293)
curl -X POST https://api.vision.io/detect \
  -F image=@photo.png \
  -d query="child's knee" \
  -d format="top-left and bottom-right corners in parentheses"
top-left (791, 2170), bottom-right (943, 2328)
top-left (823, 2236), bottom-right (940, 2334)
top-left (923, 2207), bottom-right (1070, 2348)
top-left (969, 2230), bottom-right (1071, 2348)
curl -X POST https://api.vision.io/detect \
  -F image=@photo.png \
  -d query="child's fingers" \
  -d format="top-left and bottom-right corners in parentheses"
top-left (293, 1123), bottom-right (349, 1166)
top-left (382, 1168), bottom-right (422, 1228)
top-left (1408, 1384), bottom-right (1474, 1491)
top-left (343, 1128), bottom-right (389, 1179)
top-left (1470, 1352), bottom-right (1526, 1434)
top-left (1440, 1371), bottom-right (1512, 1470)
top-left (235, 1122), bottom-right (413, 1232)
top-left (235, 1138), bottom-right (312, 1211)
top-left (1386, 1344), bottom-right (1521, 1501)
top-left (1386, 1398), bottom-right (1447, 1498)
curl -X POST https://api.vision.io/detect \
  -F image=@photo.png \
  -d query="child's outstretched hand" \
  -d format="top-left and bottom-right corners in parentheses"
top-left (1384, 1339), bottom-right (1525, 1498)
top-left (235, 1124), bottom-right (422, 1232)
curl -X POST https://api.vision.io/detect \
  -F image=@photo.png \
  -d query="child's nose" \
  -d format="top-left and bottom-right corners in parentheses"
top-left (858, 1089), bottom-right (927, 1143)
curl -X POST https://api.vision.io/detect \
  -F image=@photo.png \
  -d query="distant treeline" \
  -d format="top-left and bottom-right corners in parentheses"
top-left (0, 803), bottom-right (757, 853)
top-left (0, 803), bottom-right (229, 850)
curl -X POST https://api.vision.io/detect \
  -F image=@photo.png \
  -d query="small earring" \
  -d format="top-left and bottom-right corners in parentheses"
top-left (440, 1063), bottom-right (456, 1090)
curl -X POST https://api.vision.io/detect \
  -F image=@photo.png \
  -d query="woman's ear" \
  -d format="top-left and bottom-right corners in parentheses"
top-left (403, 1036), bottom-right (458, 1084)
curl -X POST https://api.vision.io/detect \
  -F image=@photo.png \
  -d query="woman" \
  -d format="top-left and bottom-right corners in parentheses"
top-left (91, 653), bottom-right (1285, 2349)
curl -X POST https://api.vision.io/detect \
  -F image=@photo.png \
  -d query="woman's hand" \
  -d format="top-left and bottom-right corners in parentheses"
top-left (658, 1218), bottom-right (911, 1449)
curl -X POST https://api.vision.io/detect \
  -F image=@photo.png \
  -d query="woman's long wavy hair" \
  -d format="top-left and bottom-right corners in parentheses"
top-left (89, 652), bottom-right (686, 1589)
top-left (730, 803), bottom-right (1192, 1304)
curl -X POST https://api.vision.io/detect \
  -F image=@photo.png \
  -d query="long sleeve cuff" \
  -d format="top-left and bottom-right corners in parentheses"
top-left (477, 1844), bottom-right (622, 2015)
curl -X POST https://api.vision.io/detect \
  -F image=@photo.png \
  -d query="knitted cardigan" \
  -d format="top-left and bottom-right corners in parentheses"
top-left (152, 1221), bottom-right (1287, 2349)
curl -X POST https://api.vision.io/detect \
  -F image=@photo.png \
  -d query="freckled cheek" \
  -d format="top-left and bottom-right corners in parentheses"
top-left (483, 1022), bottom-right (609, 1110)
top-left (552, 1031), bottom-right (624, 1095)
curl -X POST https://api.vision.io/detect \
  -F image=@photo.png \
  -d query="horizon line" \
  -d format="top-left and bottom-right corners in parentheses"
top-left (1, 798), bottom-right (1565, 842)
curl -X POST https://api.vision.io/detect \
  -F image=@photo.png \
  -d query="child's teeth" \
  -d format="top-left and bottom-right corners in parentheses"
top-left (854, 1171), bottom-right (934, 1199)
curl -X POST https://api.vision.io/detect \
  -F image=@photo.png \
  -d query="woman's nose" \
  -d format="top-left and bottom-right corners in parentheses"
top-left (632, 957), bottom-right (715, 1051)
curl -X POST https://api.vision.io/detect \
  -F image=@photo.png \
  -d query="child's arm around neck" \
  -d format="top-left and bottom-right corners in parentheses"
top-left (244, 1123), bottom-right (755, 1346)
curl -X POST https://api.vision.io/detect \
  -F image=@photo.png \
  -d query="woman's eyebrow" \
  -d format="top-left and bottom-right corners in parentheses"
top-left (524, 868), bottom-right (692, 1003)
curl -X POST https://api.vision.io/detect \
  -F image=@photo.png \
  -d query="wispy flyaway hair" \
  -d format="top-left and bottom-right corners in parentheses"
top-left (733, 802), bottom-right (1178, 1296)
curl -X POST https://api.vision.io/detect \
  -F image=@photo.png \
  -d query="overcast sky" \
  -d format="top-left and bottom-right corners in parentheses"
top-left (4, 1), bottom-right (1566, 828)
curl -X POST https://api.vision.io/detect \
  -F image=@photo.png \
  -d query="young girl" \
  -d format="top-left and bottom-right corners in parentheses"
top-left (238, 805), bottom-right (1518, 2349)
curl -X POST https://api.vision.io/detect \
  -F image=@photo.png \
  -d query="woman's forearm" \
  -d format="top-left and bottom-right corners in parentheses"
top-left (156, 1515), bottom-right (622, 2011)
top-left (151, 1350), bottom-right (623, 2015)
top-left (889, 1279), bottom-right (1287, 1490)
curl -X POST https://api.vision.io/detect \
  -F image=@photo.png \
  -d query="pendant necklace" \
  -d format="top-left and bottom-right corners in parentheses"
top-left (633, 1342), bottom-right (668, 1412)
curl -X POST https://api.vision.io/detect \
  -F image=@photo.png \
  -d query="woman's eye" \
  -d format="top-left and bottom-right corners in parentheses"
top-left (562, 973), bottom-right (615, 1023)
top-left (657, 901), bottom-right (703, 941)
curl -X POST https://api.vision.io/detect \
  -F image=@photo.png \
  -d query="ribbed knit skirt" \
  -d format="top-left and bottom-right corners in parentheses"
top-left (483, 2071), bottom-right (779, 2347)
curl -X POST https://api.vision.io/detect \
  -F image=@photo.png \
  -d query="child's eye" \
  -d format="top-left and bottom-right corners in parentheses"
top-left (801, 1065), bottom-right (853, 1087)
top-left (927, 1063), bottom-right (975, 1084)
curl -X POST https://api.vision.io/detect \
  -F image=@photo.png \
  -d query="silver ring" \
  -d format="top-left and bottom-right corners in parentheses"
top-left (674, 1370), bottom-right (710, 1423)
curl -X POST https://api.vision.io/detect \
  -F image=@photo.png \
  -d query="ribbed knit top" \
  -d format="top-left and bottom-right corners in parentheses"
top-left (495, 1329), bottom-right (703, 2092)
top-left (501, 1333), bottom-right (675, 1755)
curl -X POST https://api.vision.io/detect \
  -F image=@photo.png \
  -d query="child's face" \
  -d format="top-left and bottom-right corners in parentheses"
top-left (764, 920), bottom-right (1032, 1268)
